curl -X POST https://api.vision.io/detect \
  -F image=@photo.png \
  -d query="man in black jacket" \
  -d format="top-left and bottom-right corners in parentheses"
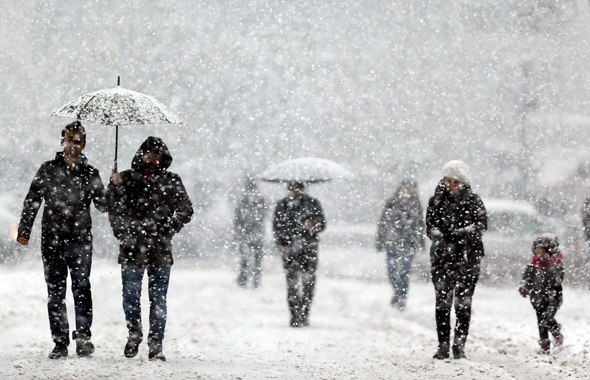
top-left (426, 160), bottom-right (487, 360)
top-left (273, 181), bottom-right (325, 327)
top-left (17, 121), bottom-right (107, 359)
top-left (107, 136), bottom-right (193, 361)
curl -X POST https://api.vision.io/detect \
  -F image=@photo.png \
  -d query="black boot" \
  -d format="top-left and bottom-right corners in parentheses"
top-left (539, 339), bottom-right (551, 354)
top-left (76, 339), bottom-right (95, 357)
top-left (48, 343), bottom-right (68, 359)
top-left (148, 347), bottom-right (166, 361)
top-left (551, 330), bottom-right (564, 346)
top-left (433, 343), bottom-right (450, 360)
top-left (124, 338), bottom-right (142, 358)
top-left (452, 344), bottom-right (466, 359)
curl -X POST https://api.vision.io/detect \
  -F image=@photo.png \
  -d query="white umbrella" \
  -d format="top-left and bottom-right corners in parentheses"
top-left (258, 157), bottom-right (355, 184)
top-left (51, 77), bottom-right (181, 171)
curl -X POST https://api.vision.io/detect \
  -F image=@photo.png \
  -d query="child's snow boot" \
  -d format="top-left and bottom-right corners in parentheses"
top-left (552, 330), bottom-right (564, 346)
top-left (539, 339), bottom-right (551, 354)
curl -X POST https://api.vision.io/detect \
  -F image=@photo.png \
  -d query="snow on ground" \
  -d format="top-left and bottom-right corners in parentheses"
top-left (0, 246), bottom-right (589, 379)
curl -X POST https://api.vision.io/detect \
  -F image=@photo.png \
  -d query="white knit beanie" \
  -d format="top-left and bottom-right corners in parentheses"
top-left (442, 160), bottom-right (472, 186)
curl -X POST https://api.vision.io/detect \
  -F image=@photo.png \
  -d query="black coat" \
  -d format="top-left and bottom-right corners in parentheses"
top-left (273, 193), bottom-right (326, 248)
top-left (521, 259), bottom-right (564, 308)
top-left (18, 152), bottom-right (106, 245)
top-left (376, 196), bottom-right (425, 252)
top-left (426, 181), bottom-right (487, 268)
top-left (107, 137), bottom-right (193, 266)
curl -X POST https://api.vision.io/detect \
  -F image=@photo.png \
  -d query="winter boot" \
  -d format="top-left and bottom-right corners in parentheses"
top-left (539, 339), bottom-right (551, 354)
top-left (76, 339), bottom-right (95, 357)
top-left (452, 344), bottom-right (466, 359)
top-left (552, 330), bottom-right (564, 346)
top-left (148, 347), bottom-right (166, 361)
top-left (48, 343), bottom-right (68, 359)
top-left (433, 343), bottom-right (450, 360)
top-left (390, 294), bottom-right (399, 306)
top-left (124, 337), bottom-right (142, 358)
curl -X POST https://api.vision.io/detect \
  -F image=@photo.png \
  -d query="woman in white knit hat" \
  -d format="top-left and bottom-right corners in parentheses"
top-left (426, 160), bottom-right (487, 360)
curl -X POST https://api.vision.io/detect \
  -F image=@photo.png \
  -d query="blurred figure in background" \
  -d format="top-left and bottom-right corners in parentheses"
top-left (376, 179), bottom-right (425, 310)
top-left (273, 181), bottom-right (326, 327)
top-left (233, 177), bottom-right (268, 288)
top-left (426, 160), bottom-right (487, 360)
top-left (581, 197), bottom-right (590, 290)
top-left (518, 234), bottom-right (564, 354)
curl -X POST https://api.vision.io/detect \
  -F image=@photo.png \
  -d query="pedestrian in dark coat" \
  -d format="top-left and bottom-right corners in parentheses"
top-left (107, 136), bottom-right (193, 361)
top-left (426, 160), bottom-right (487, 360)
top-left (376, 179), bottom-right (425, 310)
top-left (519, 234), bottom-right (564, 354)
top-left (233, 177), bottom-right (267, 288)
top-left (17, 121), bottom-right (106, 359)
top-left (273, 181), bottom-right (326, 327)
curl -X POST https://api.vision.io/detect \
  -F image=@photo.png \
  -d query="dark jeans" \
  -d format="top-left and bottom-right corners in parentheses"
top-left (121, 264), bottom-right (171, 349)
top-left (282, 242), bottom-right (318, 322)
top-left (41, 239), bottom-right (93, 345)
top-left (237, 239), bottom-right (264, 288)
top-left (386, 245), bottom-right (415, 304)
top-left (432, 260), bottom-right (480, 349)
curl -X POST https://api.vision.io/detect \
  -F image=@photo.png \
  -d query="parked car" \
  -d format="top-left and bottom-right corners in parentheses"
top-left (481, 199), bottom-right (561, 284)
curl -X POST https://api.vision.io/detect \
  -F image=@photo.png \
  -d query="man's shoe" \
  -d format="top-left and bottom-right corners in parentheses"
top-left (48, 343), bottom-right (68, 359)
top-left (148, 348), bottom-right (166, 361)
top-left (124, 338), bottom-right (141, 358)
top-left (76, 339), bottom-right (95, 357)
top-left (452, 344), bottom-right (466, 359)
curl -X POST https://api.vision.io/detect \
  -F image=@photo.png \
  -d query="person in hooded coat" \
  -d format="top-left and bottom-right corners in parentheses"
top-left (17, 121), bottom-right (106, 359)
top-left (107, 136), bottom-right (193, 361)
top-left (233, 177), bottom-right (268, 288)
top-left (426, 160), bottom-right (487, 360)
top-left (519, 234), bottom-right (564, 354)
top-left (376, 179), bottom-right (425, 310)
top-left (273, 181), bottom-right (326, 327)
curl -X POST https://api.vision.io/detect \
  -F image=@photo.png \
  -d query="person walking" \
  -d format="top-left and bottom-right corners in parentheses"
top-left (376, 179), bottom-right (425, 310)
top-left (107, 136), bottom-right (193, 361)
top-left (581, 197), bottom-right (590, 290)
top-left (233, 177), bottom-right (267, 288)
top-left (426, 160), bottom-right (487, 360)
top-left (273, 181), bottom-right (326, 327)
top-left (17, 121), bottom-right (107, 359)
top-left (518, 234), bottom-right (565, 354)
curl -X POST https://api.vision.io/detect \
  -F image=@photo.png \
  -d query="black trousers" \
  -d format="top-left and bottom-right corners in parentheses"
top-left (531, 293), bottom-right (562, 341)
top-left (431, 260), bottom-right (480, 349)
top-left (282, 242), bottom-right (318, 322)
top-left (41, 238), bottom-right (93, 345)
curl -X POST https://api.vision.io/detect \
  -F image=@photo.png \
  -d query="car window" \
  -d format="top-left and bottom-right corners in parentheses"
top-left (488, 211), bottom-right (552, 236)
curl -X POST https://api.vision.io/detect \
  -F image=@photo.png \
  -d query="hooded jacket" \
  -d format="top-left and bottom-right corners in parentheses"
top-left (18, 152), bottom-right (106, 244)
top-left (426, 180), bottom-right (487, 266)
top-left (107, 137), bottom-right (194, 266)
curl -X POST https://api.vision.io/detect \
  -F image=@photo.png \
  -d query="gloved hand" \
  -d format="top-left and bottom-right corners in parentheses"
top-left (519, 286), bottom-right (530, 298)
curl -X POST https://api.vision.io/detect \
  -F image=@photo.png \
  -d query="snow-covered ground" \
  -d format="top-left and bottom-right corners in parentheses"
top-left (1, 246), bottom-right (589, 379)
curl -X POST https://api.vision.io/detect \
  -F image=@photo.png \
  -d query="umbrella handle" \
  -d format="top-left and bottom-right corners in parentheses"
top-left (114, 124), bottom-right (119, 172)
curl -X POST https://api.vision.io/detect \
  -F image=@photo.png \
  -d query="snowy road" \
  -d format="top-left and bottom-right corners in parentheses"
top-left (1, 248), bottom-right (589, 379)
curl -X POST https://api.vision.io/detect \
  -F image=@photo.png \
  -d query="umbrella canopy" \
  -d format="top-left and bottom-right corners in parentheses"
top-left (51, 83), bottom-right (181, 171)
top-left (258, 157), bottom-right (355, 184)
top-left (51, 86), bottom-right (181, 126)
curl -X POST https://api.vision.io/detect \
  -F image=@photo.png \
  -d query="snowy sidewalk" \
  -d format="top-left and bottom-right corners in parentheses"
top-left (0, 252), bottom-right (589, 379)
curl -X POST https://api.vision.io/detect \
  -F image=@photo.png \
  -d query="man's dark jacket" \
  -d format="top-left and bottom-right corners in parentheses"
top-left (273, 193), bottom-right (326, 248)
top-left (426, 181), bottom-right (487, 268)
top-left (18, 152), bottom-right (107, 244)
top-left (107, 137), bottom-right (194, 267)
